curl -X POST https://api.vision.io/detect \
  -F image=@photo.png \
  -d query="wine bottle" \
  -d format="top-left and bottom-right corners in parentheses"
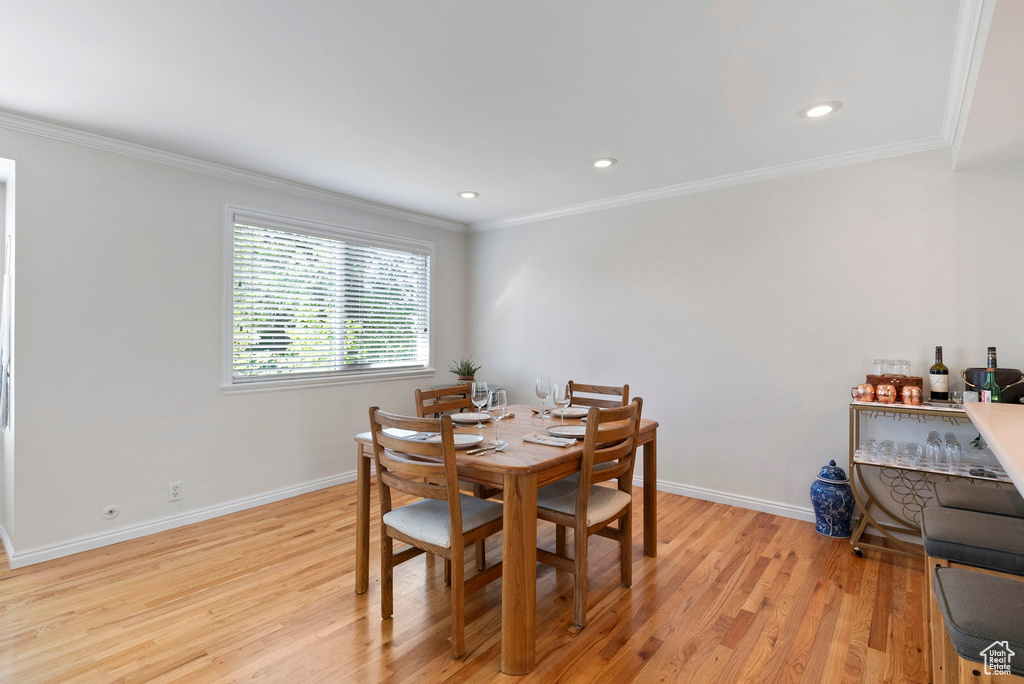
top-left (929, 346), bottom-right (949, 400)
top-left (980, 346), bottom-right (1001, 403)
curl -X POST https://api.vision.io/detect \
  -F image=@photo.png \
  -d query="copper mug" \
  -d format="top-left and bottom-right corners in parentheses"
top-left (901, 386), bottom-right (922, 405)
top-left (876, 384), bottom-right (897, 404)
top-left (851, 384), bottom-right (875, 402)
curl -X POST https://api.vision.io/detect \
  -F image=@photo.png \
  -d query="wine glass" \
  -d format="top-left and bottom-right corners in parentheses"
top-left (470, 382), bottom-right (489, 428)
top-left (487, 390), bottom-right (507, 446)
top-left (535, 377), bottom-right (552, 418)
top-left (552, 383), bottom-right (570, 426)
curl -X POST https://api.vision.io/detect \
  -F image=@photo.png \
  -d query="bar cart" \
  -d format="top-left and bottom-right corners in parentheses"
top-left (848, 401), bottom-right (1012, 558)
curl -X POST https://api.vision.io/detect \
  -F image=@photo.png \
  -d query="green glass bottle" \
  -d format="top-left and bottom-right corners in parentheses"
top-left (981, 346), bottom-right (1001, 403)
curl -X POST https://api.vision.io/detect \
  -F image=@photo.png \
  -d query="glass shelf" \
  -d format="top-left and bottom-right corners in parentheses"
top-left (852, 456), bottom-right (1011, 483)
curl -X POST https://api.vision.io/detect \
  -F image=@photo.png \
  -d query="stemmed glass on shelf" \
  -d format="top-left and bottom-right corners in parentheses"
top-left (535, 377), bottom-right (552, 418)
top-left (551, 383), bottom-right (571, 426)
top-left (488, 390), bottom-right (508, 446)
top-left (470, 381), bottom-right (489, 428)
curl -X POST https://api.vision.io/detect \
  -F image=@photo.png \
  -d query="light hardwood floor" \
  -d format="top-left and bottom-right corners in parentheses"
top-left (0, 482), bottom-right (926, 683)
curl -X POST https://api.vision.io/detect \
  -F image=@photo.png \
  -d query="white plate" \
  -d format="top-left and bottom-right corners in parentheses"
top-left (451, 412), bottom-right (492, 424)
top-left (552, 407), bottom-right (589, 419)
top-left (547, 425), bottom-right (587, 438)
top-left (424, 433), bottom-right (485, 449)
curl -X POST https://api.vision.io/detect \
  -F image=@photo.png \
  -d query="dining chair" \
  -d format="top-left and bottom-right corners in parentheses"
top-left (414, 383), bottom-right (473, 418)
top-left (368, 407), bottom-right (504, 658)
top-left (535, 397), bottom-right (643, 628)
top-left (567, 381), bottom-right (630, 408)
top-left (414, 383), bottom-right (499, 572)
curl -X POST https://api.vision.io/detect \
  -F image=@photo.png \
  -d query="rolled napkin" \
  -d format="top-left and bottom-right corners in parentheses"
top-left (523, 432), bottom-right (577, 447)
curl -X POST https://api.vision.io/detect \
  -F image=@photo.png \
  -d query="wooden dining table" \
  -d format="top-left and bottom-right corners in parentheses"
top-left (352, 404), bottom-right (659, 675)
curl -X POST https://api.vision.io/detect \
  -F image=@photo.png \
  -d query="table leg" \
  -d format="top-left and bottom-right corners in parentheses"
top-left (501, 471), bottom-right (537, 675)
top-left (643, 433), bottom-right (657, 557)
top-left (355, 444), bottom-right (370, 595)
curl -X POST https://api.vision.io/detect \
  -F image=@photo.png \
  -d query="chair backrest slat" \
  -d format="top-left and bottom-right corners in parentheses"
top-left (375, 431), bottom-right (447, 460)
top-left (380, 470), bottom-right (449, 500)
top-left (369, 407), bottom-right (463, 535)
top-left (591, 421), bottom-right (635, 444)
top-left (576, 398), bottom-right (644, 509)
top-left (377, 448), bottom-right (448, 480)
top-left (594, 439), bottom-right (634, 465)
top-left (415, 384), bottom-right (473, 418)
top-left (568, 381), bottom-right (630, 409)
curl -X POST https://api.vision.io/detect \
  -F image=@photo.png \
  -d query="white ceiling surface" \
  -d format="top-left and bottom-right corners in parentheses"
top-left (953, 0), bottom-right (1024, 171)
top-left (0, 1), bottom-right (961, 225)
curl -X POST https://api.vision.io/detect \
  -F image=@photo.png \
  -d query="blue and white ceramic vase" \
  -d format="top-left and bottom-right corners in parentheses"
top-left (810, 460), bottom-right (855, 538)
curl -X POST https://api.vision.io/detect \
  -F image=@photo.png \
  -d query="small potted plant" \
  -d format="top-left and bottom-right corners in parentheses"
top-left (449, 357), bottom-right (482, 384)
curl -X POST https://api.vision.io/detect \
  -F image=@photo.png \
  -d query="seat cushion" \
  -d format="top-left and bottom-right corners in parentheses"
top-left (934, 482), bottom-right (1024, 518)
top-left (382, 495), bottom-right (502, 549)
top-left (933, 567), bottom-right (1024, 675)
top-left (536, 477), bottom-right (631, 526)
top-left (921, 507), bottom-right (1024, 575)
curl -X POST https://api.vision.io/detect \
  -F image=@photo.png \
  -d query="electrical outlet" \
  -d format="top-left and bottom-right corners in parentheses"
top-left (102, 505), bottom-right (119, 519)
top-left (168, 481), bottom-right (182, 502)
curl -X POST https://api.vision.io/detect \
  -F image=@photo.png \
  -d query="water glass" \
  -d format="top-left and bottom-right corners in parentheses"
top-left (950, 390), bottom-right (964, 405)
top-left (924, 431), bottom-right (942, 469)
top-left (946, 442), bottom-right (962, 473)
top-left (857, 439), bottom-right (878, 462)
top-left (470, 381), bottom-right (489, 428)
top-left (900, 443), bottom-right (922, 467)
top-left (898, 360), bottom-right (911, 376)
top-left (878, 440), bottom-right (897, 465)
top-left (944, 434), bottom-right (962, 474)
top-left (873, 359), bottom-right (885, 376)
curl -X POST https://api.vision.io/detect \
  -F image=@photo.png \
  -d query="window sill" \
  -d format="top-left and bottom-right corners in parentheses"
top-left (222, 368), bottom-right (436, 395)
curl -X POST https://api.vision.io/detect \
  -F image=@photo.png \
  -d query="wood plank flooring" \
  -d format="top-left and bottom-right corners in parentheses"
top-left (0, 482), bottom-right (926, 683)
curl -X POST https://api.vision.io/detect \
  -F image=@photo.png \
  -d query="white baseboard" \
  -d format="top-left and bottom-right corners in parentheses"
top-left (3, 470), bottom-right (358, 569)
top-left (3, 470), bottom-right (875, 570)
top-left (634, 475), bottom-right (816, 523)
top-left (634, 476), bottom-right (924, 546)
top-left (0, 523), bottom-right (14, 565)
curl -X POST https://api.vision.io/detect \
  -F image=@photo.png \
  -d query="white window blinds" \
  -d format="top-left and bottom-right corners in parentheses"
top-left (231, 219), bottom-right (430, 383)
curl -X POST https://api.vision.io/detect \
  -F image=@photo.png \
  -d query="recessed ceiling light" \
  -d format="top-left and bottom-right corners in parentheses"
top-left (458, 191), bottom-right (479, 199)
top-left (800, 101), bottom-right (842, 118)
top-left (593, 158), bottom-right (617, 168)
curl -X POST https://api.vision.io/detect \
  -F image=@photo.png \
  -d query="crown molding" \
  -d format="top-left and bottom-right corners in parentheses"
top-left (941, 0), bottom-right (986, 143)
top-left (469, 134), bottom-right (949, 232)
top-left (0, 110), bottom-right (466, 233)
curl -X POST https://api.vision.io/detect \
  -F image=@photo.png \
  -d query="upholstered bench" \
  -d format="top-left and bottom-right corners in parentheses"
top-left (931, 567), bottom-right (1024, 682)
top-left (922, 507), bottom-right (1024, 575)
top-left (934, 482), bottom-right (1024, 519)
top-left (922, 506), bottom-right (1024, 682)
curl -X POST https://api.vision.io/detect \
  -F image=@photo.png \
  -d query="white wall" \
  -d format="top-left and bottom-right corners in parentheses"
top-left (0, 178), bottom-right (7, 536)
top-left (0, 128), bottom-right (468, 563)
top-left (468, 148), bottom-right (1024, 515)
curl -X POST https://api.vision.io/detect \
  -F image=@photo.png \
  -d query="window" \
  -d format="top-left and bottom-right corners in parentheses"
top-left (225, 208), bottom-right (432, 390)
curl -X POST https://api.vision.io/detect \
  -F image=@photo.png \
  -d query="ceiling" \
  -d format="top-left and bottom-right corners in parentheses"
top-left (0, 1), bottom-right (966, 227)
